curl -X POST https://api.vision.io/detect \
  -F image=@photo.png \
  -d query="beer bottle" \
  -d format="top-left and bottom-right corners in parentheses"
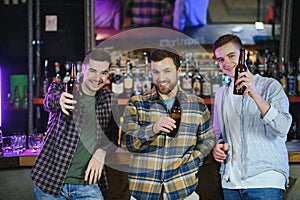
top-left (278, 57), bottom-right (288, 93)
top-left (169, 97), bottom-right (181, 138)
top-left (65, 63), bottom-right (77, 112)
top-left (42, 59), bottom-right (50, 97)
top-left (192, 67), bottom-right (203, 97)
top-left (233, 48), bottom-right (248, 95)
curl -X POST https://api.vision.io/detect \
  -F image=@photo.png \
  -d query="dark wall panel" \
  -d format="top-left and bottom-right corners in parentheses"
top-left (40, 0), bottom-right (85, 61)
top-left (290, 0), bottom-right (300, 63)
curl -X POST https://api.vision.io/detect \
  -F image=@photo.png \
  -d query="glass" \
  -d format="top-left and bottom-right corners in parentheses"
top-left (28, 133), bottom-right (43, 152)
top-left (2, 136), bottom-right (13, 153)
top-left (11, 133), bottom-right (26, 154)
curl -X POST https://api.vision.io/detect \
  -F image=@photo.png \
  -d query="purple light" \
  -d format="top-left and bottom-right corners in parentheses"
top-left (0, 66), bottom-right (2, 127)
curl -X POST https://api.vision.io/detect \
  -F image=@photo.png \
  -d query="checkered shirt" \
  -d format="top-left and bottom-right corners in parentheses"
top-left (31, 81), bottom-right (119, 197)
top-left (121, 86), bottom-right (216, 199)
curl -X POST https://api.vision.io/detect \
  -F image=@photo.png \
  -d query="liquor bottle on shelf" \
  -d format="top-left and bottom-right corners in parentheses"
top-left (181, 57), bottom-right (192, 93)
top-left (246, 50), bottom-right (254, 74)
top-left (255, 51), bottom-right (264, 75)
top-left (262, 49), bottom-right (271, 77)
top-left (297, 58), bottom-right (300, 95)
top-left (42, 59), bottom-right (50, 97)
top-left (192, 67), bottom-right (202, 97)
top-left (21, 85), bottom-right (28, 109)
top-left (123, 61), bottom-right (133, 98)
top-left (289, 121), bottom-right (299, 141)
top-left (211, 70), bottom-right (221, 97)
top-left (287, 61), bottom-right (296, 96)
top-left (278, 57), bottom-right (288, 94)
top-left (63, 61), bottom-right (71, 83)
top-left (252, 51), bottom-right (260, 75)
top-left (271, 57), bottom-right (279, 80)
top-left (142, 51), bottom-right (152, 93)
top-left (111, 67), bottom-right (124, 95)
top-left (75, 61), bottom-right (82, 82)
top-left (13, 85), bottom-right (21, 109)
top-left (52, 61), bottom-right (61, 82)
top-left (233, 48), bottom-right (248, 95)
top-left (202, 72), bottom-right (211, 98)
top-left (5, 92), bottom-right (13, 110)
top-left (262, 50), bottom-right (273, 78)
top-left (169, 97), bottom-right (181, 138)
top-left (133, 54), bottom-right (142, 96)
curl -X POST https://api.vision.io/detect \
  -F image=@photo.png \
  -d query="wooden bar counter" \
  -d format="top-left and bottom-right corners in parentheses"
top-left (0, 142), bottom-right (299, 200)
top-left (1, 142), bottom-right (300, 168)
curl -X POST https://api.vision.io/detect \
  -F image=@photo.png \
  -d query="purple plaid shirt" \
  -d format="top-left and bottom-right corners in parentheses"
top-left (126, 0), bottom-right (173, 27)
top-left (31, 81), bottom-right (119, 197)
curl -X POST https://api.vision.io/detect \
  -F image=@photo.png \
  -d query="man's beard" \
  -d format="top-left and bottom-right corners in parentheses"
top-left (154, 81), bottom-right (176, 95)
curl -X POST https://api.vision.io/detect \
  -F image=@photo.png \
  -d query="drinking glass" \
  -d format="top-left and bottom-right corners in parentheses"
top-left (2, 136), bottom-right (13, 153)
top-left (11, 133), bottom-right (26, 154)
top-left (28, 133), bottom-right (43, 152)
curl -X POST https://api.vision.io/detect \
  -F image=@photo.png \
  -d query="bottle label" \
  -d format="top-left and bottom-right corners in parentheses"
top-left (288, 76), bottom-right (295, 95)
top-left (192, 82), bottom-right (201, 96)
top-left (280, 77), bottom-right (288, 92)
top-left (134, 81), bottom-right (142, 94)
top-left (124, 78), bottom-right (133, 89)
top-left (142, 80), bottom-right (152, 93)
top-left (112, 82), bottom-right (124, 94)
top-left (182, 76), bottom-right (192, 89)
top-left (202, 82), bottom-right (211, 97)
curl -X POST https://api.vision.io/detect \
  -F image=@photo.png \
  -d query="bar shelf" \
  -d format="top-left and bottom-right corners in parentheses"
top-left (33, 96), bottom-right (300, 106)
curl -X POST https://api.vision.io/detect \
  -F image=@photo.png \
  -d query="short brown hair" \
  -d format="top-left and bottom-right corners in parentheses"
top-left (83, 48), bottom-right (112, 65)
top-left (149, 48), bottom-right (181, 70)
top-left (212, 34), bottom-right (243, 55)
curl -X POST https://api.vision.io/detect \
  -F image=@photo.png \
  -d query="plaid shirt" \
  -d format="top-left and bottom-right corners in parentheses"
top-left (121, 86), bottom-right (216, 199)
top-left (126, 0), bottom-right (173, 27)
top-left (31, 81), bottom-right (119, 197)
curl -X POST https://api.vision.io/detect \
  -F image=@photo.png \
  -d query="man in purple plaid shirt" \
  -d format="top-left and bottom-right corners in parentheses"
top-left (31, 49), bottom-right (119, 199)
top-left (126, 0), bottom-right (173, 27)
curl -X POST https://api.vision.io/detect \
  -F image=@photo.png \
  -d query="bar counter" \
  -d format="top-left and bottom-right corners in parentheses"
top-left (0, 142), bottom-right (299, 200)
top-left (1, 142), bottom-right (300, 168)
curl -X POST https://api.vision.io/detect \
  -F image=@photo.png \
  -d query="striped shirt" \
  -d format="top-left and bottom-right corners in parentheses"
top-left (30, 81), bottom-right (119, 197)
top-left (121, 86), bottom-right (216, 199)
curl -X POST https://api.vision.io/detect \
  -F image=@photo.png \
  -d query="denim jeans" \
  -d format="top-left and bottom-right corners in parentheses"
top-left (130, 191), bottom-right (199, 200)
top-left (223, 188), bottom-right (284, 200)
top-left (34, 183), bottom-right (104, 200)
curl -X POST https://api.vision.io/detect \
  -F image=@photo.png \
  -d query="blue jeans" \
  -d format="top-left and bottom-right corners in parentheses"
top-left (223, 188), bottom-right (284, 200)
top-left (34, 183), bottom-right (104, 200)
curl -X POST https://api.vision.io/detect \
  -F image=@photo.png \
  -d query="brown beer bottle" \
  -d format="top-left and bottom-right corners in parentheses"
top-left (233, 48), bottom-right (248, 95)
top-left (169, 97), bottom-right (181, 137)
top-left (65, 62), bottom-right (77, 112)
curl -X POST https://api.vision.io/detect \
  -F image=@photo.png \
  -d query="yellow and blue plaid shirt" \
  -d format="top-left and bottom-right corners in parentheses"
top-left (121, 86), bottom-right (216, 199)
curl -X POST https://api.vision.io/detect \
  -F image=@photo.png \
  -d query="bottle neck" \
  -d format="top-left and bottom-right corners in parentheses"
top-left (238, 48), bottom-right (246, 65)
top-left (70, 64), bottom-right (77, 81)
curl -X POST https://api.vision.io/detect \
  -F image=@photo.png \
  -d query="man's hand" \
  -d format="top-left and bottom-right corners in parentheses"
top-left (213, 143), bottom-right (229, 162)
top-left (152, 116), bottom-right (176, 134)
top-left (59, 92), bottom-right (77, 115)
top-left (84, 148), bottom-right (106, 184)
